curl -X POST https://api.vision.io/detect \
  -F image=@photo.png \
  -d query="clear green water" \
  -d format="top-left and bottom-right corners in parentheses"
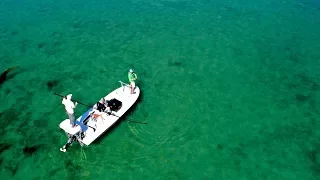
top-left (1, 0), bottom-right (320, 179)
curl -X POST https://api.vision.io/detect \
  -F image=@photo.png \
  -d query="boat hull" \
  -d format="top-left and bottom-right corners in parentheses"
top-left (59, 83), bottom-right (140, 146)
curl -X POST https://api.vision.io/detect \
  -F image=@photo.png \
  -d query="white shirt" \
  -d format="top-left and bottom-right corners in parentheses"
top-left (62, 98), bottom-right (76, 114)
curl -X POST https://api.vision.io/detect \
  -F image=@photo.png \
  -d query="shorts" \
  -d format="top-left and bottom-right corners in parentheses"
top-left (130, 81), bottom-right (135, 87)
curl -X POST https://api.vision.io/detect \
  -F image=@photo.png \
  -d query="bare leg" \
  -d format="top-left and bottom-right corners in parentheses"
top-left (130, 82), bottom-right (135, 94)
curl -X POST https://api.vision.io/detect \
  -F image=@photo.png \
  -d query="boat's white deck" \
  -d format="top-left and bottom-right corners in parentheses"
top-left (59, 84), bottom-right (140, 146)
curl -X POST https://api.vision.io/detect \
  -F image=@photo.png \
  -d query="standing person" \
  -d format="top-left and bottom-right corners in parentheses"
top-left (62, 94), bottom-right (78, 127)
top-left (128, 69), bottom-right (137, 94)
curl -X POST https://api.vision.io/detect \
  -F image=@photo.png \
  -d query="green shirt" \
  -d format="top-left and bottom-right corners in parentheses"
top-left (128, 73), bottom-right (137, 82)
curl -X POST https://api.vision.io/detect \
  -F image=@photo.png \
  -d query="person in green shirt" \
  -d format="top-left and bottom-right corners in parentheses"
top-left (128, 69), bottom-right (137, 94)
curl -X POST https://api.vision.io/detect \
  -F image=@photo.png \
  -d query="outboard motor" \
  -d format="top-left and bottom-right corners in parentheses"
top-left (60, 131), bottom-right (85, 152)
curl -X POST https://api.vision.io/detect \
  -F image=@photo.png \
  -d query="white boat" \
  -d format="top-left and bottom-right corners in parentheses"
top-left (59, 81), bottom-right (140, 152)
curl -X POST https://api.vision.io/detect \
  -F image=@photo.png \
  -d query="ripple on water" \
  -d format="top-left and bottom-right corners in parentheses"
top-left (126, 89), bottom-right (199, 158)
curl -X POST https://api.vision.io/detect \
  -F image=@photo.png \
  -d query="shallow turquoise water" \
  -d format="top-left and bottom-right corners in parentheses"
top-left (1, 0), bottom-right (320, 179)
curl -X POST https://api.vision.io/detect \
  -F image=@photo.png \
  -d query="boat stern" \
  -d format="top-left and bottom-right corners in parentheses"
top-left (59, 119), bottom-right (82, 135)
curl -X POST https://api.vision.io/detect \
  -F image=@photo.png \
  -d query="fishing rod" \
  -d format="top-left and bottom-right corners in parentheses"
top-left (110, 113), bottom-right (147, 124)
top-left (53, 92), bottom-right (92, 108)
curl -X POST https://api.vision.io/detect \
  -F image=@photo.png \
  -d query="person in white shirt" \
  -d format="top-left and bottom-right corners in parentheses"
top-left (62, 94), bottom-right (78, 127)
